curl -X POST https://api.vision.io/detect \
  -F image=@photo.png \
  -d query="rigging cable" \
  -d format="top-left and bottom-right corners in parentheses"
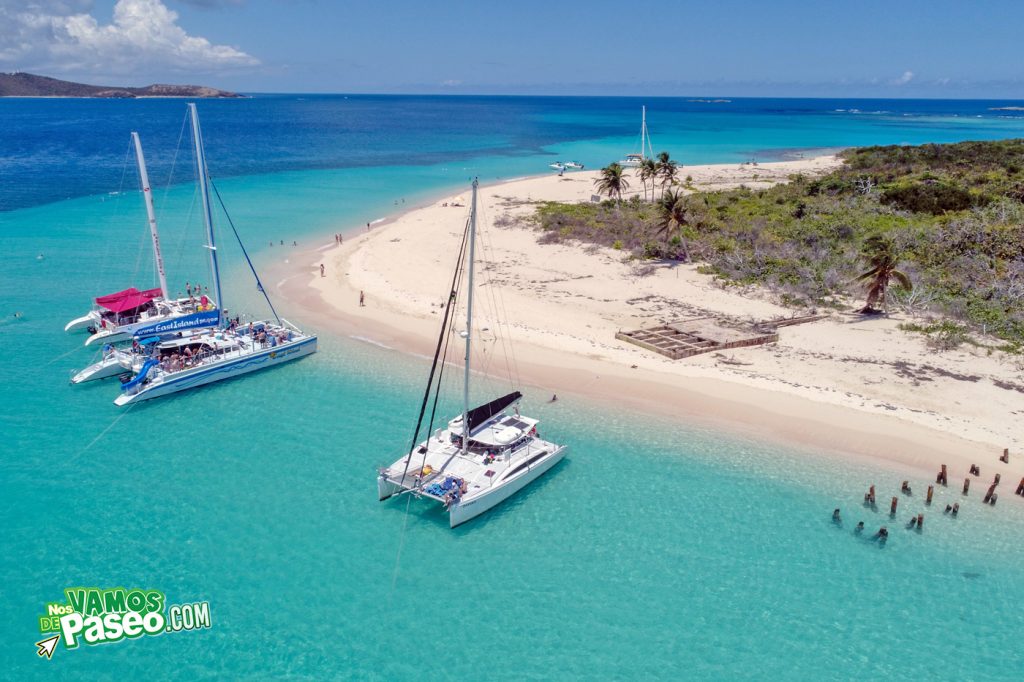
top-left (160, 110), bottom-right (191, 292)
top-left (388, 211), bottom-right (471, 599)
top-left (209, 180), bottom-right (281, 325)
top-left (476, 196), bottom-right (522, 390)
top-left (91, 138), bottom-right (135, 296)
top-left (395, 211), bottom-right (470, 490)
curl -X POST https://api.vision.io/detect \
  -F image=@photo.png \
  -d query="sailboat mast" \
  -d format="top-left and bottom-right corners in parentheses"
top-left (131, 132), bottom-right (169, 300)
top-left (188, 103), bottom-right (224, 326)
top-left (462, 178), bottom-right (479, 456)
top-left (641, 105), bottom-right (654, 159)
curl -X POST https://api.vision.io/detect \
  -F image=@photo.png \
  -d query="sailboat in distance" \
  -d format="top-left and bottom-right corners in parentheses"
top-left (619, 105), bottom-right (654, 167)
top-left (377, 179), bottom-right (567, 527)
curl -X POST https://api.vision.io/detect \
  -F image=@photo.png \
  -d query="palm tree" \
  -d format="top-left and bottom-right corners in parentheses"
top-left (855, 235), bottom-right (912, 313)
top-left (593, 163), bottom-right (630, 203)
top-left (638, 158), bottom-right (658, 201)
top-left (655, 189), bottom-right (690, 260)
top-left (655, 151), bottom-right (679, 198)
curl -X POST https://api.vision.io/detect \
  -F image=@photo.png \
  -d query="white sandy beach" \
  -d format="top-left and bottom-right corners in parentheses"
top-left (277, 156), bottom-right (1024, 488)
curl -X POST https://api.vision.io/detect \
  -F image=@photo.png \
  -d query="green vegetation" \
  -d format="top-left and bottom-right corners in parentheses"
top-left (592, 162), bottom-right (630, 203)
top-left (855, 235), bottom-right (912, 313)
top-left (535, 139), bottom-right (1024, 343)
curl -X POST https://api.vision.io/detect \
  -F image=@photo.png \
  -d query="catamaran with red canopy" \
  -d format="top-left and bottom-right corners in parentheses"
top-left (64, 132), bottom-right (218, 347)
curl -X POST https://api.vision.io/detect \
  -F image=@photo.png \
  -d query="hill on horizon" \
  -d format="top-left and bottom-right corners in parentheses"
top-left (0, 72), bottom-right (242, 98)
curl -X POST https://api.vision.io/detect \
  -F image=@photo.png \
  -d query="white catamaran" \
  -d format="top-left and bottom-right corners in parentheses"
top-left (65, 132), bottom-right (218, 347)
top-left (619, 105), bottom-right (655, 167)
top-left (75, 104), bottom-right (317, 403)
top-left (377, 179), bottom-right (566, 527)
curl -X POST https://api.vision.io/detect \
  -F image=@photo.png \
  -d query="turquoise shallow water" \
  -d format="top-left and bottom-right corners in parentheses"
top-left (2, 96), bottom-right (1024, 678)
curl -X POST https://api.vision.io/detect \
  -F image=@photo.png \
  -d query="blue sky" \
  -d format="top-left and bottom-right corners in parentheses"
top-left (2, 0), bottom-right (1022, 97)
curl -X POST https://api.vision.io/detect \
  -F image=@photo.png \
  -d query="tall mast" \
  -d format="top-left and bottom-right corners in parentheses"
top-left (131, 132), bottom-right (169, 300)
top-left (188, 103), bottom-right (224, 326)
top-left (641, 106), bottom-right (646, 160)
top-left (462, 178), bottom-right (478, 456)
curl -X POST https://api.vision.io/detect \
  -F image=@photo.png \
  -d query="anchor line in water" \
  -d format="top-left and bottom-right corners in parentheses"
top-left (395, 213), bottom-right (471, 490)
top-left (63, 403), bottom-right (136, 469)
top-left (388, 492), bottom-right (415, 604)
top-left (209, 180), bottom-right (281, 326)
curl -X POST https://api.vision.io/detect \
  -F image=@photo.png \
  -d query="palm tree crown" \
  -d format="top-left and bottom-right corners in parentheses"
top-left (655, 189), bottom-right (691, 260)
top-left (855, 235), bottom-right (912, 312)
top-left (638, 158), bottom-right (658, 201)
top-left (655, 151), bottom-right (679, 198)
top-left (593, 163), bottom-right (630, 203)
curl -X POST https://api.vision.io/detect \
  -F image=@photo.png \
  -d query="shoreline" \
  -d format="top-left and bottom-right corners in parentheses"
top-left (272, 158), bottom-right (1024, 490)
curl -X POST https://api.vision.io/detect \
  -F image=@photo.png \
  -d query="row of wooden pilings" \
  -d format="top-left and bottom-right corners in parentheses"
top-left (933, 448), bottom-right (1023, 506)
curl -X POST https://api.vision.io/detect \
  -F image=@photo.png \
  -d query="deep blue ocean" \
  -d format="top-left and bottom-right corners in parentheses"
top-left (2, 95), bottom-right (1024, 679)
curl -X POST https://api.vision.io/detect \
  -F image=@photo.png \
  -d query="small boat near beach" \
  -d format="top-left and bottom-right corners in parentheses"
top-left (377, 179), bottom-right (566, 527)
top-left (564, 161), bottom-right (584, 169)
top-left (65, 132), bottom-right (218, 346)
top-left (549, 161), bottom-right (566, 171)
top-left (75, 103), bottom-right (317, 404)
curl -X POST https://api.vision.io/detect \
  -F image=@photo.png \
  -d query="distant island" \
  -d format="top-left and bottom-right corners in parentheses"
top-left (0, 72), bottom-right (242, 98)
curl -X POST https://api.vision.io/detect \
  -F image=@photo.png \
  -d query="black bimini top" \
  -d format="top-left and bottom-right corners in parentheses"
top-left (467, 391), bottom-right (522, 434)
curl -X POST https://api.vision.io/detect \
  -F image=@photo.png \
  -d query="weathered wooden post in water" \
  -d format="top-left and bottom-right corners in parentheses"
top-left (1000, 448), bottom-right (1009, 464)
top-left (963, 478), bottom-right (970, 495)
top-left (890, 496), bottom-right (898, 516)
top-left (937, 465), bottom-right (948, 486)
top-left (1016, 477), bottom-right (1024, 496)
top-left (926, 485), bottom-right (934, 504)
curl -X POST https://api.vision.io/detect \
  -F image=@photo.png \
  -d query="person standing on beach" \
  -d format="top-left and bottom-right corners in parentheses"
top-left (359, 291), bottom-right (365, 307)
top-left (320, 264), bottom-right (325, 278)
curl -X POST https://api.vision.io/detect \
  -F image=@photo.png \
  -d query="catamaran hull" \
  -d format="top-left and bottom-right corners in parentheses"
top-left (113, 337), bottom-right (317, 406)
top-left (71, 356), bottom-right (129, 384)
top-left (449, 445), bottom-right (567, 528)
top-left (378, 476), bottom-right (403, 501)
top-left (84, 329), bottom-right (131, 347)
top-left (65, 313), bottom-right (98, 333)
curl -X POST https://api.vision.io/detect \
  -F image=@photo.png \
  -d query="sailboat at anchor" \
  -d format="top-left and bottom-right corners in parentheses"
top-left (377, 178), bottom-right (567, 527)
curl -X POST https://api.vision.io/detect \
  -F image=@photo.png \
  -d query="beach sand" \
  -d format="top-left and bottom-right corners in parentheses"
top-left (277, 156), bottom-right (1024, 487)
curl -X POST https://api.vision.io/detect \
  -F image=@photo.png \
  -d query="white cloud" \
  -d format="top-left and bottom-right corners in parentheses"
top-left (0, 0), bottom-right (257, 77)
top-left (891, 70), bottom-right (915, 86)
top-left (440, 79), bottom-right (462, 87)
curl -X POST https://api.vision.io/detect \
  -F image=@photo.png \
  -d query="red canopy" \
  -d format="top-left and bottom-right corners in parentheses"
top-left (95, 287), bottom-right (163, 313)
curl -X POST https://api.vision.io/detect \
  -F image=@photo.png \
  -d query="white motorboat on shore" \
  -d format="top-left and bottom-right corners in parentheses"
top-left (377, 179), bottom-right (566, 527)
